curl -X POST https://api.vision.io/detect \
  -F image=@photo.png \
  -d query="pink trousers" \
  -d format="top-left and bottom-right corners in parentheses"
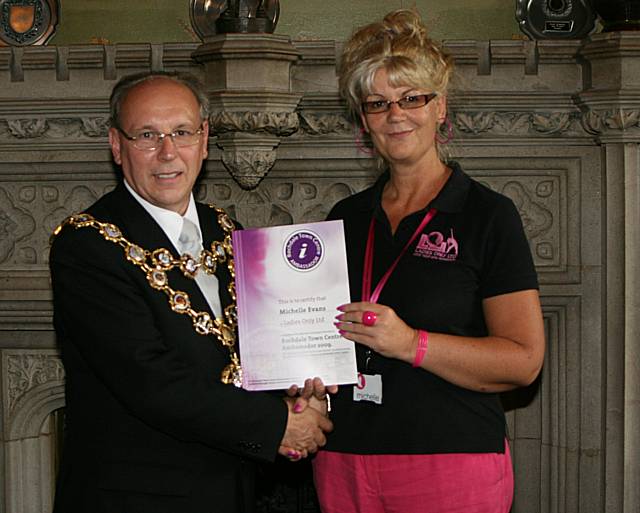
top-left (312, 441), bottom-right (513, 513)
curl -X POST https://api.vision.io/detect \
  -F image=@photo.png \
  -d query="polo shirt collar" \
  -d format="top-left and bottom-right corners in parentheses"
top-left (368, 160), bottom-right (470, 216)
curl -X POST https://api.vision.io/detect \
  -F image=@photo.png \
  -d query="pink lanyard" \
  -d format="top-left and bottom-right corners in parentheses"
top-left (361, 208), bottom-right (437, 303)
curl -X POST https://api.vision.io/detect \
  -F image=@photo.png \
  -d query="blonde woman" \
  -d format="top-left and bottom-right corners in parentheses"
top-left (312, 9), bottom-right (545, 513)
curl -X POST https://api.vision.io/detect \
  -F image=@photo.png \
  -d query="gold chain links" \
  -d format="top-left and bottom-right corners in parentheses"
top-left (52, 206), bottom-right (243, 387)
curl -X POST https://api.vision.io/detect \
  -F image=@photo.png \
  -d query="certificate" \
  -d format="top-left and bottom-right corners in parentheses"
top-left (232, 220), bottom-right (357, 391)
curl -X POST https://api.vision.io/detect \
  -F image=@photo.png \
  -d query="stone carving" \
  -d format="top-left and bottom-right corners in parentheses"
top-left (492, 113), bottom-right (531, 134)
top-left (6, 353), bottom-right (65, 415)
top-left (210, 111), bottom-right (298, 136)
top-left (232, 192), bottom-right (293, 227)
top-left (473, 175), bottom-right (558, 267)
top-left (43, 185), bottom-right (99, 235)
top-left (210, 183), bottom-right (233, 201)
top-left (17, 246), bottom-right (37, 264)
top-left (581, 110), bottom-right (602, 134)
top-left (274, 182), bottom-right (294, 201)
top-left (530, 113), bottom-right (573, 135)
top-left (581, 108), bottom-right (640, 135)
top-left (80, 117), bottom-right (110, 137)
top-left (453, 111), bottom-right (579, 136)
top-left (455, 112), bottom-right (497, 134)
top-left (536, 180), bottom-right (555, 198)
top-left (221, 148), bottom-right (277, 189)
top-left (1, 117), bottom-right (110, 139)
top-left (502, 181), bottom-right (554, 241)
top-left (194, 180), bottom-right (362, 228)
top-left (298, 112), bottom-right (352, 135)
top-left (0, 186), bottom-right (36, 264)
top-left (6, 118), bottom-right (47, 138)
top-left (211, 112), bottom-right (300, 189)
top-left (536, 241), bottom-right (555, 260)
top-left (301, 182), bottom-right (353, 221)
top-left (236, 187), bottom-right (296, 226)
top-left (18, 185), bottom-right (36, 203)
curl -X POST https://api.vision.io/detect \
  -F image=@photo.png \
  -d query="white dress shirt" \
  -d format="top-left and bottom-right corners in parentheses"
top-left (124, 180), bottom-right (223, 318)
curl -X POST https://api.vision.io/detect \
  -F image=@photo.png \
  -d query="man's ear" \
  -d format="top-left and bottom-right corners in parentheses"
top-left (108, 127), bottom-right (122, 165)
top-left (200, 120), bottom-right (209, 159)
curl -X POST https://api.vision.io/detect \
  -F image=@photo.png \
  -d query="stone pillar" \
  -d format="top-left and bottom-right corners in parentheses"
top-left (577, 31), bottom-right (640, 513)
top-left (192, 34), bottom-right (302, 189)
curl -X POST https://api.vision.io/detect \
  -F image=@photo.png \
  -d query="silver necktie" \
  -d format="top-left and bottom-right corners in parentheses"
top-left (178, 218), bottom-right (222, 318)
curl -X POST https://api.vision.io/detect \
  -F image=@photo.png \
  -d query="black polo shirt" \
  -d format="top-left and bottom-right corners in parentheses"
top-left (325, 161), bottom-right (538, 454)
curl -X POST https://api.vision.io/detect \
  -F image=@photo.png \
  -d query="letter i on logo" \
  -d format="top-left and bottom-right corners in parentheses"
top-left (284, 230), bottom-right (323, 271)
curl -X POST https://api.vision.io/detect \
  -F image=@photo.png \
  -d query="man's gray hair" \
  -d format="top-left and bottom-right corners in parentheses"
top-left (109, 71), bottom-right (210, 128)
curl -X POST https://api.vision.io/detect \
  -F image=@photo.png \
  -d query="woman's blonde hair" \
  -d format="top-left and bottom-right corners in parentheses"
top-left (338, 9), bottom-right (454, 128)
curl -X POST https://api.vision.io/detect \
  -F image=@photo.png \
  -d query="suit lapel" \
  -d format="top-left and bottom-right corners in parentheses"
top-left (103, 184), bottom-right (212, 315)
top-left (196, 202), bottom-right (234, 313)
top-left (103, 183), bottom-right (175, 250)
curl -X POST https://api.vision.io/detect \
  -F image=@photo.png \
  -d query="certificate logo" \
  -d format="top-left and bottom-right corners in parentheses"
top-left (284, 230), bottom-right (323, 271)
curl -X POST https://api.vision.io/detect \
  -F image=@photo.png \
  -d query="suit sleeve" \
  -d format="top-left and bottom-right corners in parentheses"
top-left (50, 224), bottom-right (288, 462)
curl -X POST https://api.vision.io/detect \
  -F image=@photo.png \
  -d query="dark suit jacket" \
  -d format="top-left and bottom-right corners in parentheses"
top-left (50, 183), bottom-right (288, 513)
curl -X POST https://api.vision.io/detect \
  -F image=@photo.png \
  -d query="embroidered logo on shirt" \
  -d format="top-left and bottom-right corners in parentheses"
top-left (413, 229), bottom-right (459, 261)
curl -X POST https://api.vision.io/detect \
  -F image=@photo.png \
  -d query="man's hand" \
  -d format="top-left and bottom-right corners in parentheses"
top-left (278, 396), bottom-right (333, 460)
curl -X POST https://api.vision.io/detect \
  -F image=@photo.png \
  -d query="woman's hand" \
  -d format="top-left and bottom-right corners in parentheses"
top-left (334, 291), bottom-right (545, 393)
top-left (334, 302), bottom-right (418, 362)
top-left (286, 377), bottom-right (338, 417)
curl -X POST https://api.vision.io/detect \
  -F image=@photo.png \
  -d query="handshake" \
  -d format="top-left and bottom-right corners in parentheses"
top-left (278, 378), bottom-right (337, 461)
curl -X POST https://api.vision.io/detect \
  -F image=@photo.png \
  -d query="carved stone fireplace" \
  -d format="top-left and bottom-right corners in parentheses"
top-left (1, 30), bottom-right (640, 513)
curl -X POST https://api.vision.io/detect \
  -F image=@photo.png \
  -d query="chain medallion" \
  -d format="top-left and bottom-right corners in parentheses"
top-left (52, 206), bottom-right (243, 386)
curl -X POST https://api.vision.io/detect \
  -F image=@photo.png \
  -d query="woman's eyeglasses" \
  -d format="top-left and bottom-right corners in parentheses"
top-left (361, 94), bottom-right (437, 114)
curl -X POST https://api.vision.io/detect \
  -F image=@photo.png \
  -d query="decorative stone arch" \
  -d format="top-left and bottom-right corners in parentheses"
top-left (2, 350), bottom-right (65, 513)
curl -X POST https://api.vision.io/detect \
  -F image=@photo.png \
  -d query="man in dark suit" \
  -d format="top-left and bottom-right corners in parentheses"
top-left (49, 71), bottom-right (332, 513)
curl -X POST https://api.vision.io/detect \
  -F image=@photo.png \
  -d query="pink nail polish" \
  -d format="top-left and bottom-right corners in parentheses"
top-left (337, 305), bottom-right (346, 311)
top-left (287, 450), bottom-right (300, 458)
top-left (339, 330), bottom-right (347, 336)
top-left (335, 313), bottom-right (344, 321)
top-left (294, 403), bottom-right (303, 413)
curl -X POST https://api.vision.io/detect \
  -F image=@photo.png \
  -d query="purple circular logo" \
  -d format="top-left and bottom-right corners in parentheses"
top-left (284, 230), bottom-right (324, 271)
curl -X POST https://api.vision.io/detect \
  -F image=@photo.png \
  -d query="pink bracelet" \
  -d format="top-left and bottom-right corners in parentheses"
top-left (412, 329), bottom-right (429, 367)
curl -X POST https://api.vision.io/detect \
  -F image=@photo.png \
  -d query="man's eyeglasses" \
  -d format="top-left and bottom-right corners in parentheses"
top-left (117, 125), bottom-right (205, 151)
top-left (361, 94), bottom-right (437, 114)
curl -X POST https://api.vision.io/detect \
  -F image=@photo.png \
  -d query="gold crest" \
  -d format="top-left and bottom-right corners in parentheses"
top-left (8, 5), bottom-right (34, 33)
top-left (0, 0), bottom-right (59, 46)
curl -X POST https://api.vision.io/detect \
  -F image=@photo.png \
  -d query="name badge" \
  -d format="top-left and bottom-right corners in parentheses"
top-left (353, 372), bottom-right (382, 404)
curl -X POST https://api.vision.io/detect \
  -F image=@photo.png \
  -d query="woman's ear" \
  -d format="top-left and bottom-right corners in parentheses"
top-left (436, 95), bottom-right (448, 122)
top-left (359, 112), bottom-right (370, 133)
